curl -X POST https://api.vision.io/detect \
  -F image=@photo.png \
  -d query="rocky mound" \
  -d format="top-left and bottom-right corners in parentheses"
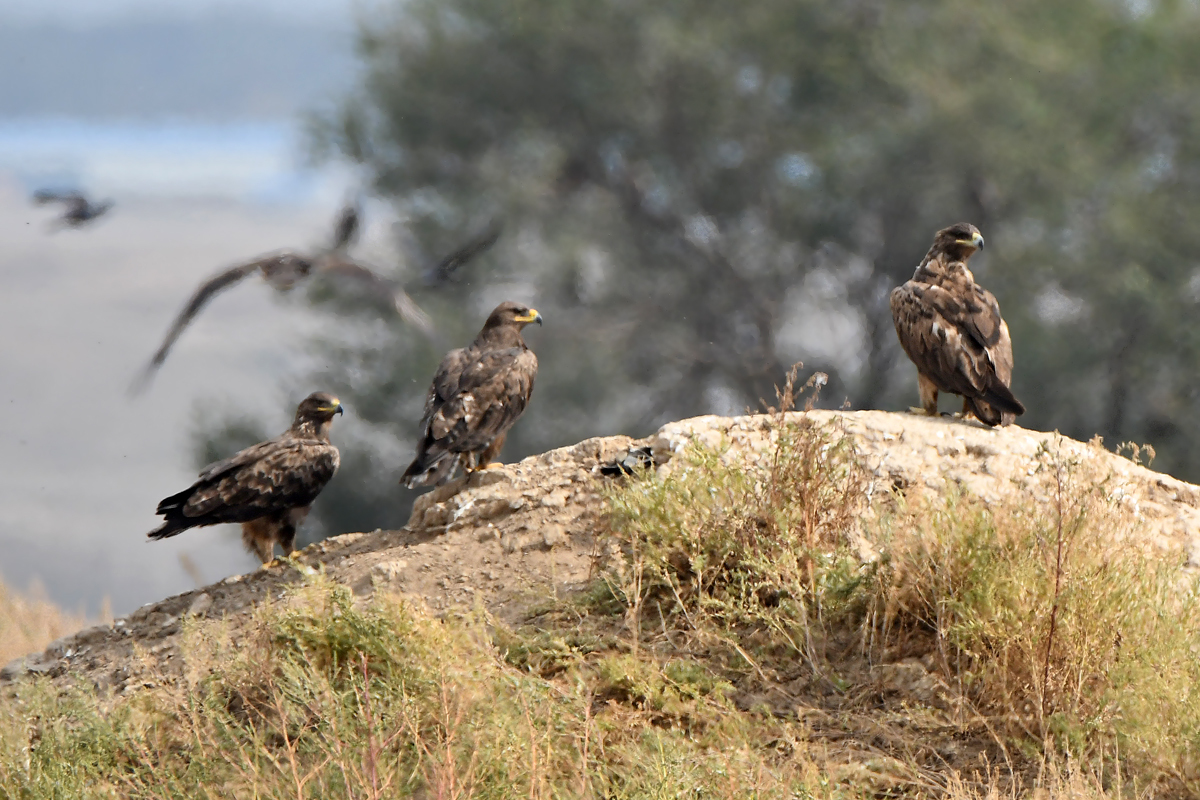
top-left (6, 410), bottom-right (1198, 695)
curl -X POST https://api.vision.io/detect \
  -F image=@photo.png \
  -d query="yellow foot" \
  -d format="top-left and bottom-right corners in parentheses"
top-left (260, 553), bottom-right (298, 570)
top-left (482, 462), bottom-right (505, 470)
top-left (907, 406), bottom-right (934, 415)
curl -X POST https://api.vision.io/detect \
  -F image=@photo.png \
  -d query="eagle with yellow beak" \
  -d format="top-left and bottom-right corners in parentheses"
top-left (890, 223), bottom-right (1025, 426)
top-left (149, 392), bottom-right (343, 564)
top-left (402, 301), bottom-right (542, 487)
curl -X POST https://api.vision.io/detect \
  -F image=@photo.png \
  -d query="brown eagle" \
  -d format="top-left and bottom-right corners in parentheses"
top-left (402, 302), bottom-right (542, 487)
top-left (131, 248), bottom-right (435, 394)
top-left (890, 223), bottom-right (1025, 426)
top-left (148, 392), bottom-right (343, 564)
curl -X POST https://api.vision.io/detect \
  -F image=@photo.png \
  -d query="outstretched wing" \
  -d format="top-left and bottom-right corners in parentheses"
top-left (315, 254), bottom-right (435, 336)
top-left (426, 222), bottom-right (502, 285)
top-left (331, 202), bottom-right (360, 252)
top-left (150, 436), bottom-right (340, 538)
top-left (891, 280), bottom-right (1024, 416)
top-left (130, 257), bottom-right (267, 394)
top-left (32, 189), bottom-right (83, 206)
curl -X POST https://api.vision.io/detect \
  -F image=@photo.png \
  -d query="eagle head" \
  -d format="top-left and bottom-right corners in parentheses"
top-left (296, 392), bottom-right (344, 424)
top-left (933, 222), bottom-right (985, 260)
top-left (486, 301), bottom-right (543, 330)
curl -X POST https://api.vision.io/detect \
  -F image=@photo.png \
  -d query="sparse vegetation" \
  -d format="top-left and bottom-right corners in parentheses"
top-left (3, 409), bottom-right (1200, 797)
top-left (0, 580), bottom-right (90, 668)
top-left (603, 406), bottom-right (1200, 796)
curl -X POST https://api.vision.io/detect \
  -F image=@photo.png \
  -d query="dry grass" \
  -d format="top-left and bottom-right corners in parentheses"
top-left (0, 580), bottom-right (90, 667)
top-left (0, 580), bottom-right (843, 799)
top-left (601, 392), bottom-right (1200, 796)
top-left (3, 379), bottom-right (1199, 797)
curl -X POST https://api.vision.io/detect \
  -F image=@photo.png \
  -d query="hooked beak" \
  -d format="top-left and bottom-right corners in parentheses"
top-left (956, 231), bottom-right (985, 250)
top-left (515, 308), bottom-right (543, 326)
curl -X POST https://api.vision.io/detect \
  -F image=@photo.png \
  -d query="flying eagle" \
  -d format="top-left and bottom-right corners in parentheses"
top-left (148, 392), bottom-right (343, 564)
top-left (890, 222), bottom-right (1025, 426)
top-left (132, 249), bottom-right (435, 393)
top-left (33, 189), bottom-right (114, 229)
top-left (402, 301), bottom-right (542, 487)
top-left (131, 204), bottom-right (440, 394)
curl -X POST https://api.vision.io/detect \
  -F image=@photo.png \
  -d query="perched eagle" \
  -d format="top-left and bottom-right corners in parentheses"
top-left (148, 392), bottom-right (343, 564)
top-left (402, 301), bottom-right (542, 487)
top-left (890, 222), bottom-right (1025, 426)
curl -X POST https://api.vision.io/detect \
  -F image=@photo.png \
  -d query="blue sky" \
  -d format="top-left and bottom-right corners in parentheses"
top-left (0, 0), bottom-right (358, 25)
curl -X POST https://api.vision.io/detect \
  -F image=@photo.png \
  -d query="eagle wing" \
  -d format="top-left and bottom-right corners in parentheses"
top-left (32, 189), bottom-right (84, 206)
top-left (426, 222), bottom-right (502, 285)
top-left (314, 255), bottom-right (435, 336)
top-left (149, 436), bottom-right (340, 538)
top-left (432, 347), bottom-right (538, 450)
top-left (402, 345), bottom-right (537, 486)
top-left (890, 280), bottom-right (1024, 416)
top-left (331, 203), bottom-right (360, 252)
top-left (130, 256), bottom-right (270, 393)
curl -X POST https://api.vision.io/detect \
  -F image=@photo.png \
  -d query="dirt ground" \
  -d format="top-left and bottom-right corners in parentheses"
top-left (6, 410), bottom-right (1199, 699)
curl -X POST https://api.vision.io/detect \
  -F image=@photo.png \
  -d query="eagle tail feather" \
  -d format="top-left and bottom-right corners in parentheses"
top-left (980, 381), bottom-right (1025, 417)
top-left (148, 487), bottom-right (201, 539)
top-left (401, 450), bottom-right (460, 488)
top-left (147, 519), bottom-right (191, 540)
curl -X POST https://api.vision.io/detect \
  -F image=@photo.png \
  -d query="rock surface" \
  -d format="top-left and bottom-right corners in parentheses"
top-left (5, 410), bottom-right (1197, 693)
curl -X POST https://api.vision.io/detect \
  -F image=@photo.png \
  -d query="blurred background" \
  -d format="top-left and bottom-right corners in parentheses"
top-left (4, 0), bottom-right (1200, 618)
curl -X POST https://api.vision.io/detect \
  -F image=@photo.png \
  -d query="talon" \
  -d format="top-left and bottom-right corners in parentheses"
top-left (482, 462), bottom-right (505, 470)
top-left (908, 406), bottom-right (934, 415)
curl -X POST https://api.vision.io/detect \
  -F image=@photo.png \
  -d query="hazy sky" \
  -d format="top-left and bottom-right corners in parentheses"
top-left (0, 0), bottom-right (359, 25)
top-left (0, 0), bottom-right (378, 615)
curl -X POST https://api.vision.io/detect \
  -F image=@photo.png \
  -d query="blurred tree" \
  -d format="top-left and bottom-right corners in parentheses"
top-left (239, 0), bottom-right (1200, 534)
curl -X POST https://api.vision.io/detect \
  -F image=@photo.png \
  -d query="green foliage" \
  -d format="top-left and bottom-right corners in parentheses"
top-left (868, 454), bottom-right (1200, 786)
top-left (603, 421), bottom-right (1200, 795)
top-left (603, 414), bottom-right (867, 668)
top-left (279, 0), bottom-right (1200, 536)
top-left (0, 579), bottom-right (834, 799)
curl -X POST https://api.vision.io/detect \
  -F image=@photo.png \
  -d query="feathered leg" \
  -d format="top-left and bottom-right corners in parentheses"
top-left (477, 433), bottom-right (508, 470)
top-left (277, 524), bottom-right (297, 559)
top-left (242, 519), bottom-right (276, 565)
top-left (911, 373), bottom-right (939, 416)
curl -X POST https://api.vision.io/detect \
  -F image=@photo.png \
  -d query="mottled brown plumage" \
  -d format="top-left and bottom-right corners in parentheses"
top-left (402, 302), bottom-right (542, 487)
top-left (890, 223), bottom-right (1024, 426)
top-left (148, 392), bottom-right (343, 564)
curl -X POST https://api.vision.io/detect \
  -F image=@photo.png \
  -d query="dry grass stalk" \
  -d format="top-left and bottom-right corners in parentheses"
top-left (0, 579), bottom-right (91, 666)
